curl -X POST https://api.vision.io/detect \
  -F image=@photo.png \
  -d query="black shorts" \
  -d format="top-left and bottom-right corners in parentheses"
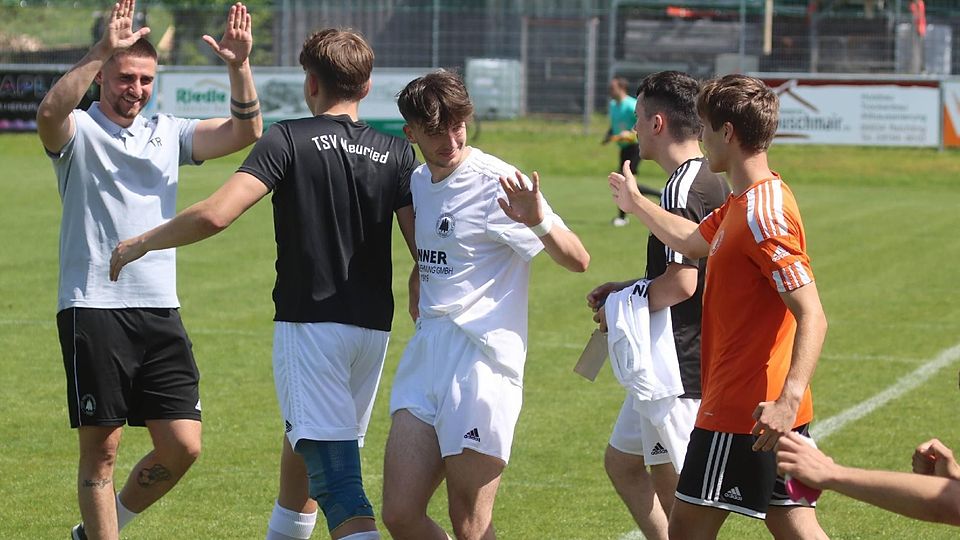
top-left (57, 307), bottom-right (202, 428)
top-left (675, 424), bottom-right (813, 520)
top-left (619, 144), bottom-right (640, 173)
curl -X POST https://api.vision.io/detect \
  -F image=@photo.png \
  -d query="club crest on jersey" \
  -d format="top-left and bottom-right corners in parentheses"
top-left (436, 213), bottom-right (456, 238)
top-left (710, 229), bottom-right (725, 256)
top-left (80, 394), bottom-right (96, 416)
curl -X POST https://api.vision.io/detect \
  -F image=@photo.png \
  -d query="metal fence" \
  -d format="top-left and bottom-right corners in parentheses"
top-left (3, 0), bottom-right (960, 117)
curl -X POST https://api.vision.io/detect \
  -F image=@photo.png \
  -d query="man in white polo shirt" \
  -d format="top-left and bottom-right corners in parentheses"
top-left (381, 70), bottom-right (590, 540)
top-left (36, 1), bottom-right (261, 538)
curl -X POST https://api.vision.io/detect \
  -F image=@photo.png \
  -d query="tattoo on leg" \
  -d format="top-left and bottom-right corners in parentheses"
top-left (137, 464), bottom-right (172, 487)
top-left (82, 478), bottom-right (112, 489)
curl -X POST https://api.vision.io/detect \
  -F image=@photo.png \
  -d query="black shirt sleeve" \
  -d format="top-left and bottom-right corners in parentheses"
top-left (237, 122), bottom-right (293, 191)
top-left (394, 142), bottom-right (417, 210)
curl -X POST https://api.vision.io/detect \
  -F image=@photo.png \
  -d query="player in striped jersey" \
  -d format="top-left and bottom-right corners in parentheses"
top-left (587, 71), bottom-right (728, 540)
top-left (609, 74), bottom-right (828, 539)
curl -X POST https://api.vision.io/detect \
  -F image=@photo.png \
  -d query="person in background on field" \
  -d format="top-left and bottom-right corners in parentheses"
top-left (604, 75), bottom-right (659, 227)
top-left (381, 70), bottom-right (589, 540)
top-left (777, 431), bottom-right (960, 526)
top-left (608, 74), bottom-right (828, 539)
top-left (587, 70), bottom-right (729, 540)
top-left (110, 28), bottom-right (420, 540)
top-left (36, 2), bottom-right (261, 539)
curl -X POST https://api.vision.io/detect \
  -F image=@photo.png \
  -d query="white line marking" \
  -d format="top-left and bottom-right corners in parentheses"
top-left (811, 342), bottom-right (960, 440)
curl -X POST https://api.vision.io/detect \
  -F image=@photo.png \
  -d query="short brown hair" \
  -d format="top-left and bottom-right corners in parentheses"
top-left (108, 37), bottom-right (158, 65)
top-left (397, 70), bottom-right (474, 135)
top-left (696, 74), bottom-right (779, 153)
top-left (299, 28), bottom-right (373, 102)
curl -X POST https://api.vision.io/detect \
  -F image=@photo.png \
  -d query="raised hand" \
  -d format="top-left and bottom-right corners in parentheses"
top-left (100, 0), bottom-right (151, 53)
top-left (202, 2), bottom-right (253, 67)
top-left (608, 160), bottom-right (643, 215)
top-left (498, 170), bottom-right (545, 227)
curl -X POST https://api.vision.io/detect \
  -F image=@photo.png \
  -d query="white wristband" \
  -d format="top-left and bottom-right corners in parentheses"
top-left (529, 215), bottom-right (553, 237)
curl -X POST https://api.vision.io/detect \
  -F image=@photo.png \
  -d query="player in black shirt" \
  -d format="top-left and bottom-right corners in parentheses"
top-left (111, 29), bottom-right (417, 540)
top-left (586, 71), bottom-right (729, 540)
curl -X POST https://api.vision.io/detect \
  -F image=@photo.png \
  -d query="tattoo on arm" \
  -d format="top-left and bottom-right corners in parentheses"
top-left (137, 464), bottom-right (173, 487)
top-left (82, 478), bottom-right (112, 489)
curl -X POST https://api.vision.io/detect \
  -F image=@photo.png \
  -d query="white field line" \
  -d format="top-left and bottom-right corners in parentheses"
top-left (811, 341), bottom-right (960, 440)
top-left (619, 341), bottom-right (960, 540)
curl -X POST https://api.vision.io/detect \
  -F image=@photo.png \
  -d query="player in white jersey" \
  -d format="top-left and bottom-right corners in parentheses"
top-left (381, 70), bottom-right (590, 540)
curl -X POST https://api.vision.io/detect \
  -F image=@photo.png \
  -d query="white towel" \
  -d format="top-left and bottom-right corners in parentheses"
top-left (605, 279), bottom-right (683, 427)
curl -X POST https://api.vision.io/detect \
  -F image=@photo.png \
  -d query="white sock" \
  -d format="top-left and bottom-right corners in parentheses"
top-left (339, 532), bottom-right (380, 540)
top-left (116, 494), bottom-right (139, 531)
top-left (265, 500), bottom-right (318, 540)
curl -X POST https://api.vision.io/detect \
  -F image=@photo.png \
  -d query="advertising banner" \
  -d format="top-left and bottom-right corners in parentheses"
top-left (156, 67), bottom-right (428, 136)
top-left (0, 66), bottom-right (95, 132)
top-left (941, 80), bottom-right (960, 148)
top-left (763, 78), bottom-right (940, 147)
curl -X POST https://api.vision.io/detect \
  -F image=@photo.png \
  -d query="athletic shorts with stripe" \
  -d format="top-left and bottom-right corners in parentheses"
top-left (675, 424), bottom-right (814, 519)
top-left (57, 307), bottom-right (201, 428)
top-left (273, 322), bottom-right (389, 448)
top-left (389, 317), bottom-right (523, 463)
top-left (609, 395), bottom-right (699, 471)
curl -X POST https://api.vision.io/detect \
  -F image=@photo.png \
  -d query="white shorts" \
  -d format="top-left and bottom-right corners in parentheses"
top-left (273, 322), bottom-right (389, 448)
top-left (609, 394), bottom-right (699, 472)
top-left (389, 317), bottom-right (524, 463)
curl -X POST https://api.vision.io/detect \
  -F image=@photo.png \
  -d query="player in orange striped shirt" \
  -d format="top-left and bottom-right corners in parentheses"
top-left (608, 74), bottom-right (828, 539)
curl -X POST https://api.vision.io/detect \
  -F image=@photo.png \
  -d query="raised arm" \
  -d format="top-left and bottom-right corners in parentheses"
top-left (498, 170), bottom-right (589, 273)
top-left (36, 0), bottom-right (150, 153)
top-left (609, 161), bottom-right (710, 260)
top-left (110, 171), bottom-right (268, 280)
top-left (777, 432), bottom-right (960, 526)
top-left (191, 2), bottom-right (262, 161)
top-left (751, 282), bottom-right (827, 451)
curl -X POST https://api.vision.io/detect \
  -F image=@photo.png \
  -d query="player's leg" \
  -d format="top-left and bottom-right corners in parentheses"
top-left (765, 506), bottom-right (827, 540)
top-left (266, 436), bottom-right (318, 540)
top-left (119, 419), bottom-right (201, 512)
top-left (444, 449), bottom-right (504, 540)
top-left (274, 322), bottom-right (385, 538)
top-left (764, 424), bottom-right (826, 539)
top-left (118, 308), bottom-right (203, 515)
top-left (58, 307), bottom-right (138, 538)
top-left (381, 409), bottom-right (447, 540)
top-left (435, 333), bottom-right (523, 540)
top-left (604, 446), bottom-right (669, 540)
top-left (668, 500), bottom-right (728, 539)
top-left (605, 395), bottom-right (669, 540)
top-left (382, 321), bottom-right (449, 539)
top-left (76, 425), bottom-right (124, 540)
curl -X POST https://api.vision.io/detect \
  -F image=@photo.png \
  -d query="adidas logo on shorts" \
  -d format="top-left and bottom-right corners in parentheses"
top-left (463, 428), bottom-right (480, 442)
top-left (723, 486), bottom-right (743, 501)
top-left (650, 443), bottom-right (668, 456)
top-left (284, 420), bottom-right (293, 433)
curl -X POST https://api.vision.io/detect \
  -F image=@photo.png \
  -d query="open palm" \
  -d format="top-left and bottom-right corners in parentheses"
top-left (102, 0), bottom-right (150, 51)
top-left (203, 2), bottom-right (252, 66)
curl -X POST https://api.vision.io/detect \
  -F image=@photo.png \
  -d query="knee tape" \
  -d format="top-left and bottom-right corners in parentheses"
top-left (295, 439), bottom-right (374, 532)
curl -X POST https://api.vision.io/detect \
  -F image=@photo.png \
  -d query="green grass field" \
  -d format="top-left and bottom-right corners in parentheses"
top-left (3, 119), bottom-right (960, 539)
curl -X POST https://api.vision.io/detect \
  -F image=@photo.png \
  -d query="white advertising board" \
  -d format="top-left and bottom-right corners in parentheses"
top-left (155, 67), bottom-right (429, 135)
top-left (766, 78), bottom-right (940, 147)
